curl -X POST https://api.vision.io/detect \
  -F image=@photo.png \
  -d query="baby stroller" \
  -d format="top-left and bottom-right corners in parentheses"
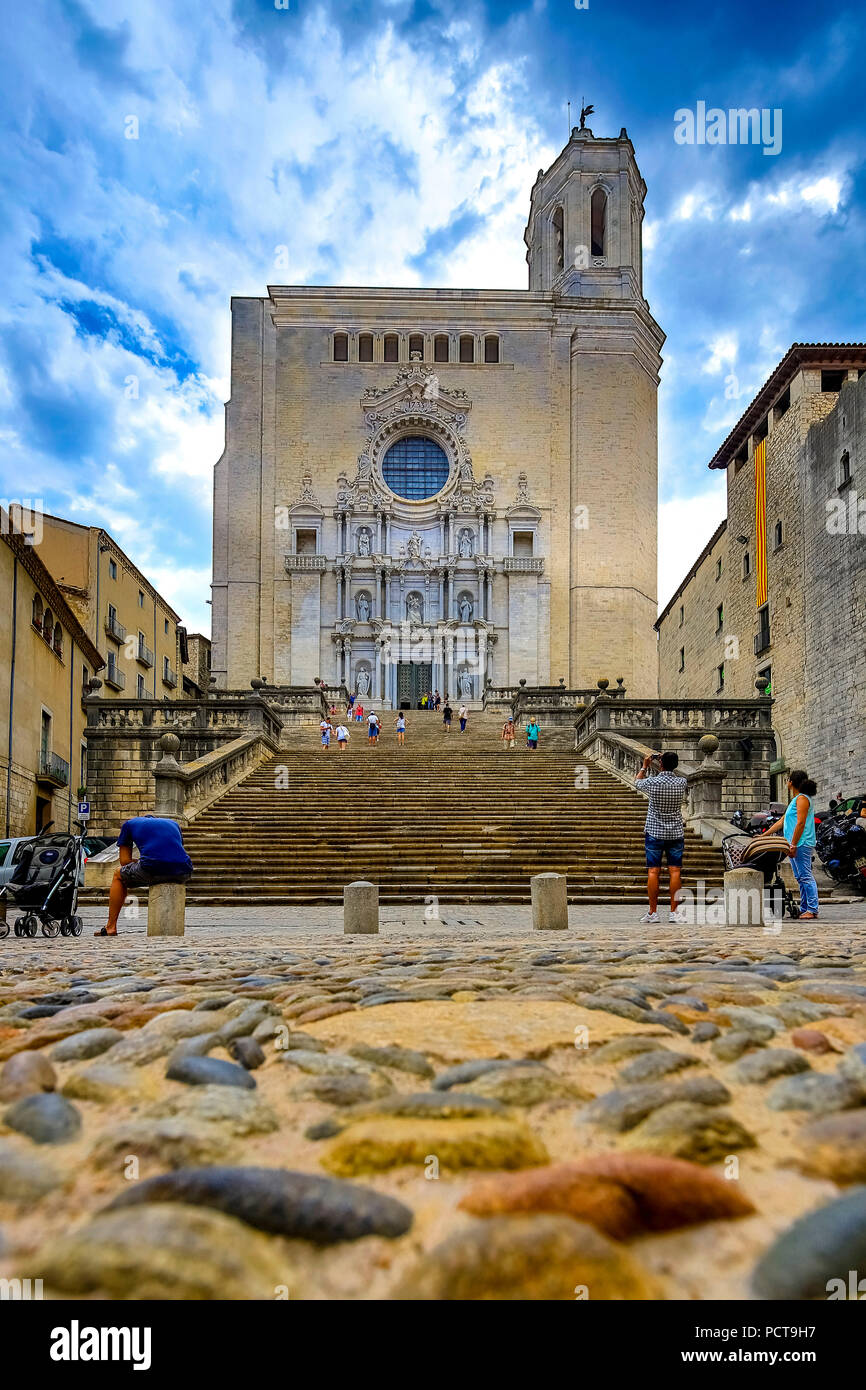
top-left (0, 831), bottom-right (85, 939)
top-left (721, 832), bottom-right (801, 920)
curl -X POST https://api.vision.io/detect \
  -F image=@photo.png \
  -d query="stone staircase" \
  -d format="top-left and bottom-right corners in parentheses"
top-left (179, 710), bottom-right (725, 906)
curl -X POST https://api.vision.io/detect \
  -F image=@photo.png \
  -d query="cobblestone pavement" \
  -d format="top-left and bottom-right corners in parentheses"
top-left (2, 901), bottom-right (866, 1300)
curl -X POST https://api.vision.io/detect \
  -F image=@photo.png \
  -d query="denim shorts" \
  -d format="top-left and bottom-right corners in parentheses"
top-left (119, 862), bottom-right (192, 888)
top-left (645, 835), bottom-right (684, 868)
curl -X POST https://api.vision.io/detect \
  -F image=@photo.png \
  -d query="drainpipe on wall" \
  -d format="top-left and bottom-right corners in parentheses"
top-left (5, 558), bottom-right (17, 836)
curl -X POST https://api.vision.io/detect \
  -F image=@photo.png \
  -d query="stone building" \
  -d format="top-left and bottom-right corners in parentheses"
top-left (657, 344), bottom-right (866, 799)
top-left (181, 632), bottom-right (212, 697)
top-left (212, 124), bottom-right (664, 705)
top-left (35, 512), bottom-right (182, 702)
top-left (0, 510), bottom-right (103, 836)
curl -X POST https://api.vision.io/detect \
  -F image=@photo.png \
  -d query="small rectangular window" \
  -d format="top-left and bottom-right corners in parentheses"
top-left (434, 335), bottom-right (449, 363)
top-left (743, 551), bottom-right (751, 578)
top-left (108, 558), bottom-right (117, 580)
top-left (137, 674), bottom-right (145, 698)
top-left (333, 333), bottom-right (348, 362)
top-left (295, 529), bottom-right (317, 555)
top-left (408, 334), bottom-right (424, 360)
top-left (512, 531), bottom-right (534, 558)
top-left (773, 520), bottom-right (783, 549)
top-left (716, 556), bottom-right (722, 580)
top-left (138, 590), bottom-right (145, 607)
top-left (164, 617), bottom-right (170, 635)
top-left (821, 369), bottom-right (846, 392)
top-left (717, 663), bottom-right (725, 692)
top-left (358, 334), bottom-right (373, 362)
top-left (459, 335), bottom-right (474, 363)
top-left (716, 603), bottom-right (724, 632)
top-left (678, 646), bottom-right (685, 672)
top-left (484, 335), bottom-right (499, 364)
top-left (384, 335), bottom-right (399, 363)
top-left (840, 451), bottom-right (851, 487)
top-left (678, 604), bottom-right (684, 627)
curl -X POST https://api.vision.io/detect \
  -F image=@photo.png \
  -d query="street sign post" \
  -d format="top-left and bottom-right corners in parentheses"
top-left (77, 801), bottom-right (90, 821)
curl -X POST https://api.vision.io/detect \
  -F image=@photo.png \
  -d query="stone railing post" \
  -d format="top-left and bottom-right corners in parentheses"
top-left (152, 732), bottom-right (187, 823)
top-left (687, 733), bottom-right (727, 822)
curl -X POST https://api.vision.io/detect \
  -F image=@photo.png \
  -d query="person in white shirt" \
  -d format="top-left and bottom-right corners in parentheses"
top-left (458, 704), bottom-right (468, 733)
top-left (367, 711), bottom-right (380, 744)
top-left (335, 724), bottom-right (350, 751)
top-left (395, 713), bottom-right (406, 745)
top-left (319, 718), bottom-right (332, 749)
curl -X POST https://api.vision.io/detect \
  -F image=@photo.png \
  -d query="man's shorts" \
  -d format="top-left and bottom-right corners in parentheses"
top-left (118, 862), bottom-right (192, 888)
top-left (645, 835), bottom-right (684, 869)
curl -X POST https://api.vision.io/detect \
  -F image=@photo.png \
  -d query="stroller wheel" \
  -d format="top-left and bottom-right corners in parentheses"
top-left (0, 916), bottom-right (9, 939)
top-left (14, 917), bottom-right (27, 937)
top-left (41, 918), bottom-right (61, 937)
top-left (69, 915), bottom-right (83, 937)
top-left (22, 914), bottom-right (39, 938)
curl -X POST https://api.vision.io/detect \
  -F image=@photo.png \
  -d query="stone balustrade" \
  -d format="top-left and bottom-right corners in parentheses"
top-left (153, 732), bottom-right (280, 824)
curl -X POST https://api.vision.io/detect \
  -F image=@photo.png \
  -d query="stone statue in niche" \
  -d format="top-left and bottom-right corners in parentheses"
top-left (356, 592), bottom-right (371, 622)
top-left (458, 669), bottom-right (473, 697)
top-left (406, 592), bottom-right (423, 623)
top-left (356, 667), bottom-right (370, 696)
top-left (458, 529), bottom-right (474, 559)
top-left (407, 531), bottom-right (422, 559)
top-left (357, 529), bottom-right (371, 556)
top-left (458, 595), bottom-right (473, 622)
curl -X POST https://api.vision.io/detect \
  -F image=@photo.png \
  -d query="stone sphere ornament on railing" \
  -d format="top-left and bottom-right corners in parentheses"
top-left (596, 678), bottom-right (609, 691)
top-left (616, 676), bottom-right (625, 688)
top-left (698, 732), bottom-right (720, 761)
top-left (158, 731), bottom-right (181, 759)
top-left (519, 678), bottom-right (527, 687)
top-left (250, 678), bottom-right (264, 691)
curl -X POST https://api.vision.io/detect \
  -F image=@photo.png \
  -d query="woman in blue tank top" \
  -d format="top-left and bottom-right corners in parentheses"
top-left (765, 769), bottom-right (819, 918)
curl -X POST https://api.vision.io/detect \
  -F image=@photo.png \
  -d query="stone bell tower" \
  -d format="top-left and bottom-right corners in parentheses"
top-left (524, 122), bottom-right (664, 695)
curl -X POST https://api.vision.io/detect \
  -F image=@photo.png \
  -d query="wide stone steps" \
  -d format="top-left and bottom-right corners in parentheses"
top-left (174, 715), bottom-right (723, 905)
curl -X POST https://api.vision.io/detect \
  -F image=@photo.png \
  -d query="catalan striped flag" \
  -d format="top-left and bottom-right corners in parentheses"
top-left (754, 437), bottom-right (768, 607)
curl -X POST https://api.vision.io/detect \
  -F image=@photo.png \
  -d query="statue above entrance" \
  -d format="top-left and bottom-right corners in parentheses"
top-left (356, 527), bottom-right (372, 556)
top-left (458, 528), bottom-right (474, 558)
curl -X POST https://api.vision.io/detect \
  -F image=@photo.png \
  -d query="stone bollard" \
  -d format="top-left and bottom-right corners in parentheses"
top-left (147, 881), bottom-right (186, 937)
top-left (531, 872), bottom-right (568, 930)
top-left (724, 867), bottom-right (764, 926)
top-left (344, 880), bottom-right (378, 934)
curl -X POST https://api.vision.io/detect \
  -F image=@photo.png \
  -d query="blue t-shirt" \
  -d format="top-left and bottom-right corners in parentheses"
top-left (117, 817), bottom-right (193, 872)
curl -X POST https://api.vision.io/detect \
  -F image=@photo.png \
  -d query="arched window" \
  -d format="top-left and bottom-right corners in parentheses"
top-left (53, 622), bottom-right (63, 657)
top-left (591, 188), bottom-right (607, 258)
top-left (333, 332), bottom-right (348, 362)
top-left (484, 335), bottom-right (500, 364)
top-left (384, 334), bottom-right (399, 363)
top-left (32, 594), bottom-right (43, 629)
top-left (408, 333), bottom-right (424, 360)
top-left (552, 206), bottom-right (564, 272)
top-left (42, 607), bottom-right (53, 642)
top-left (434, 335), bottom-right (449, 363)
top-left (358, 333), bottom-right (373, 362)
top-left (459, 335), bottom-right (474, 363)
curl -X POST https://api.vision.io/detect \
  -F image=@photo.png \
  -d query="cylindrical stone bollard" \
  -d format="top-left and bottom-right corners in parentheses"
top-left (147, 881), bottom-right (186, 937)
top-left (724, 867), bottom-right (764, 926)
top-left (344, 880), bottom-right (379, 934)
top-left (531, 872), bottom-right (568, 930)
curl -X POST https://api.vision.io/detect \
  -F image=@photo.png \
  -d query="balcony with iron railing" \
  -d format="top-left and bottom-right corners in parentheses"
top-left (104, 611), bottom-right (126, 644)
top-left (162, 665), bottom-right (178, 689)
top-left (37, 751), bottom-right (70, 788)
top-left (136, 638), bottom-right (154, 668)
top-left (104, 661), bottom-right (126, 690)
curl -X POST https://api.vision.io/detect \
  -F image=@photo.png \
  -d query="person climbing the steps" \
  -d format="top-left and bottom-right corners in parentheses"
top-left (395, 712), bottom-right (406, 745)
top-left (335, 722), bottom-right (350, 751)
top-left (319, 717), bottom-right (332, 750)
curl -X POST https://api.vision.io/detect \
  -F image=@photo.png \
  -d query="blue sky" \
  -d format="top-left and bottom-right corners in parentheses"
top-left (1, 0), bottom-right (864, 632)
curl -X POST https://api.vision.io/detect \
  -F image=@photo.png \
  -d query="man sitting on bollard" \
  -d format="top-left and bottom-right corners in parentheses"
top-left (635, 751), bottom-right (689, 924)
top-left (96, 813), bottom-right (193, 937)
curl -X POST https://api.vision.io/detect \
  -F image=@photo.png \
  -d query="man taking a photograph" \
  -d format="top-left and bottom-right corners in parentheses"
top-left (635, 751), bottom-right (689, 924)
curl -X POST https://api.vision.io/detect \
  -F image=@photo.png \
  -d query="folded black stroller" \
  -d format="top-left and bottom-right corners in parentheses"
top-left (0, 832), bottom-right (85, 938)
top-left (721, 832), bottom-right (801, 920)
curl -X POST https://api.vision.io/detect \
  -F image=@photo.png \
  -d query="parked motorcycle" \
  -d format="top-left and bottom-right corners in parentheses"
top-left (730, 803), bottom-right (785, 835)
top-left (815, 804), bottom-right (866, 896)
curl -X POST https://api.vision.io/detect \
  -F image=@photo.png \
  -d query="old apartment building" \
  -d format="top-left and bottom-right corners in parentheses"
top-left (35, 513), bottom-right (182, 702)
top-left (212, 122), bottom-right (665, 702)
top-left (658, 344), bottom-right (866, 798)
top-left (1, 513), bottom-right (104, 836)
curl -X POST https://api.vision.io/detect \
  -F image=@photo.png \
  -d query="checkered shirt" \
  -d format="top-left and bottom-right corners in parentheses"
top-left (637, 770), bottom-right (689, 839)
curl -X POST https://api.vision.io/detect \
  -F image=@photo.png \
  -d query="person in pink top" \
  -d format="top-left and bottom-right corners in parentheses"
top-left (355, 702), bottom-right (364, 723)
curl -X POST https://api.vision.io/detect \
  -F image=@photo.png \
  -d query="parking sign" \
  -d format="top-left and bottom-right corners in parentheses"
top-left (78, 801), bottom-right (90, 820)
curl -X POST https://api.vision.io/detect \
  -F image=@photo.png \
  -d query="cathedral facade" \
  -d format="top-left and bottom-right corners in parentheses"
top-left (211, 125), bottom-right (664, 704)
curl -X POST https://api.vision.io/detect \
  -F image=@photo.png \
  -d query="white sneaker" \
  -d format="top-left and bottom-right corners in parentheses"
top-left (669, 909), bottom-right (689, 924)
top-left (639, 911), bottom-right (660, 924)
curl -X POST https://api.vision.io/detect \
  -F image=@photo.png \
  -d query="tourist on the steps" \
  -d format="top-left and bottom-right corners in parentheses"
top-left (367, 710), bottom-right (380, 743)
top-left (395, 713), bottom-right (406, 745)
top-left (458, 704), bottom-right (468, 733)
top-left (319, 718), bottom-right (332, 749)
top-left (434, 690), bottom-right (441, 711)
top-left (355, 702), bottom-right (364, 724)
top-left (335, 723), bottom-right (350, 751)
top-left (635, 750), bottom-right (689, 924)
top-left (526, 719), bottom-right (540, 750)
top-left (96, 814), bottom-right (192, 937)
top-left (442, 701), bottom-right (453, 731)
top-left (347, 692), bottom-right (355, 717)
top-left (501, 715), bottom-right (515, 750)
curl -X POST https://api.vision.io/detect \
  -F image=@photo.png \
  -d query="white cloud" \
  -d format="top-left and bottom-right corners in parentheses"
top-left (658, 484), bottom-right (727, 615)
